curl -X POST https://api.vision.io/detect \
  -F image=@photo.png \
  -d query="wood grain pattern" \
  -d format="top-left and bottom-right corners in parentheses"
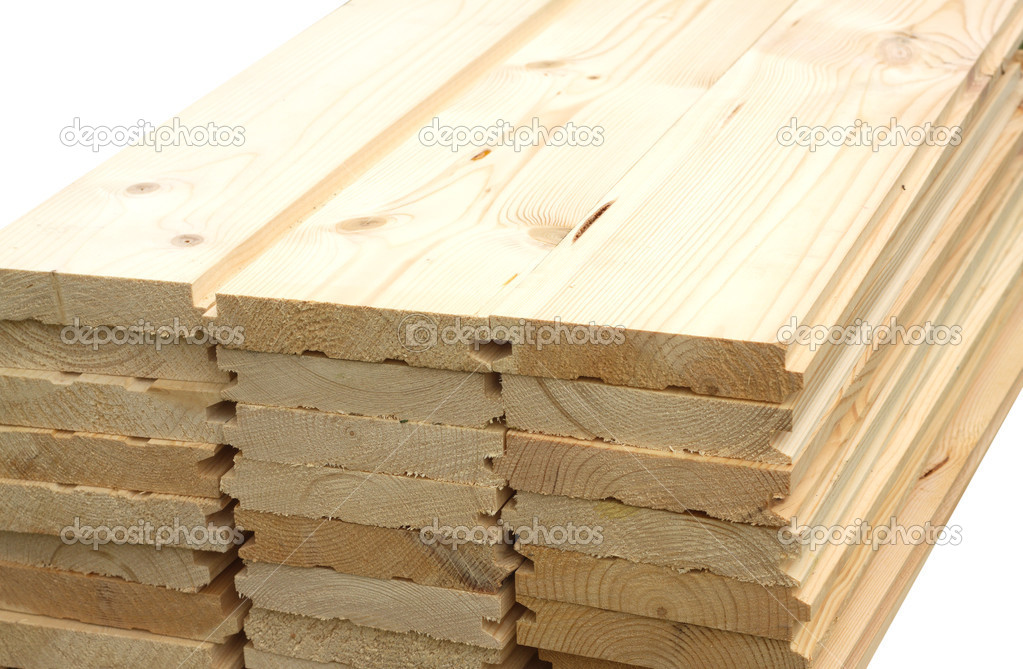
top-left (0, 425), bottom-right (230, 498)
top-left (236, 561), bottom-right (515, 648)
top-left (236, 509), bottom-right (519, 593)
top-left (0, 560), bottom-right (247, 643)
top-left (0, 0), bottom-right (566, 326)
top-left (0, 367), bottom-right (231, 442)
top-left (219, 348), bottom-right (501, 428)
top-left (222, 456), bottom-right (511, 529)
top-left (0, 610), bottom-right (244, 669)
top-left (244, 607), bottom-right (532, 669)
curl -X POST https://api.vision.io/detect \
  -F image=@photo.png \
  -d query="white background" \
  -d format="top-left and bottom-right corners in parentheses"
top-left (0, 3), bottom-right (1019, 667)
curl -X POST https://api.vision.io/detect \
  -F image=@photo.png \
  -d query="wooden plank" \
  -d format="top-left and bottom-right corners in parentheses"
top-left (491, 0), bottom-right (1023, 401)
top-left (227, 404), bottom-right (505, 486)
top-left (0, 609), bottom-right (244, 669)
top-left (244, 607), bottom-right (533, 669)
top-left (219, 349), bottom-right (501, 428)
top-left (0, 0), bottom-right (567, 327)
top-left (0, 425), bottom-right (230, 498)
top-left (517, 596), bottom-right (802, 669)
top-left (515, 544), bottom-right (807, 640)
top-left (0, 319), bottom-right (229, 383)
top-left (0, 368), bottom-right (231, 442)
top-left (236, 561), bottom-right (515, 648)
top-left (0, 530), bottom-right (236, 593)
top-left (495, 431), bottom-right (789, 524)
top-left (0, 560), bottom-right (247, 643)
top-left (214, 0), bottom-right (797, 376)
top-left (0, 477), bottom-right (236, 552)
top-left (236, 509), bottom-right (519, 593)
top-left (222, 456), bottom-right (510, 530)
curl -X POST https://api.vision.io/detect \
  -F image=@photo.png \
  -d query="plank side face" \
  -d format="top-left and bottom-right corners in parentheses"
top-left (214, 0), bottom-right (796, 372)
top-left (491, 0), bottom-right (1022, 398)
top-left (0, 0), bottom-right (562, 326)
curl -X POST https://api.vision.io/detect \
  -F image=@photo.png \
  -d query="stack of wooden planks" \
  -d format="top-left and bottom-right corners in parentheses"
top-left (2, 0), bottom-right (1023, 667)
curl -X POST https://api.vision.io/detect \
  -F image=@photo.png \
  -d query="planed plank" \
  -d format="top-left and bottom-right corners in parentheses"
top-left (219, 348), bottom-right (501, 428)
top-left (0, 368), bottom-right (231, 442)
top-left (214, 0), bottom-right (798, 374)
top-left (0, 530), bottom-right (236, 593)
top-left (0, 560), bottom-right (247, 643)
top-left (227, 404), bottom-right (505, 486)
top-left (244, 607), bottom-right (533, 669)
top-left (236, 509), bottom-right (520, 593)
top-left (0, 319), bottom-right (229, 383)
top-left (0, 609), bottom-right (244, 669)
top-left (0, 0), bottom-right (568, 326)
top-left (0, 425), bottom-right (230, 498)
top-left (236, 561), bottom-right (515, 648)
top-left (222, 456), bottom-right (511, 529)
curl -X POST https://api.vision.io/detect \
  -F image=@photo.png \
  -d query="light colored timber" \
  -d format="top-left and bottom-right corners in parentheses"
top-left (490, 0), bottom-right (1023, 401)
top-left (0, 609), bottom-right (244, 669)
top-left (0, 319), bottom-right (229, 383)
top-left (517, 596), bottom-right (801, 669)
top-left (244, 607), bottom-right (534, 669)
top-left (218, 348), bottom-right (501, 428)
top-left (222, 456), bottom-right (510, 529)
top-left (0, 425), bottom-right (230, 498)
top-left (227, 403), bottom-right (504, 486)
top-left (0, 0), bottom-right (568, 327)
top-left (0, 477), bottom-right (236, 552)
top-left (236, 509), bottom-right (520, 593)
top-left (495, 431), bottom-right (788, 524)
top-left (244, 646), bottom-right (353, 669)
top-left (0, 560), bottom-right (247, 643)
top-left (499, 75), bottom-right (1023, 526)
top-left (0, 530), bottom-right (237, 592)
top-left (515, 544), bottom-right (807, 640)
top-left (236, 561), bottom-right (515, 648)
top-left (0, 367), bottom-right (231, 442)
top-left (214, 0), bottom-right (797, 380)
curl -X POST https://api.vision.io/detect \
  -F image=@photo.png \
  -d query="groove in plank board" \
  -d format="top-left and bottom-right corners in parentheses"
top-left (814, 266), bottom-right (1023, 669)
top-left (0, 0), bottom-right (568, 326)
top-left (214, 0), bottom-right (798, 374)
top-left (491, 0), bottom-right (1023, 401)
top-left (0, 610), bottom-right (244, 669)
top-left (515, 544), bottom-right (807, 640)
top-left (539, 650), bottom-right (633, 669)
top-left (0, 530), bottom-right (237, 593)
top-left (0, 560), bottom-right (247, 643)
top-left (0, 368), bottom-right (231, 442)
top-left (517, 595), bottom-right (801, 669)
top-left (236, 509), bottom-right (520, 593)
top-left (222, 456), bottom-right (511, 530)
top-left (0, 319), bottom-right (230, 383)
top-left (236, 561), bottom-right (515, 648)
top-left (0, 478), bottom-right (236, 552)
top-left (227, 404), bottom-right (505, 486)
top-left (502, 374), bottom-right (794, 462)
top-left (244, 607), bottom-right (533, 669)
top-left (219, 348), bottom-right (502, 428)
top-left (0, 425), bottom-right (231, 498)
top-left (495, 430), bottom-right (789, 524)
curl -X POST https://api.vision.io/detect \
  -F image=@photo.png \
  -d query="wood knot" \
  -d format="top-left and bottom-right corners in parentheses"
top-left (528, 227), bottom-right (572, 246)
top-left (878, 36), bottom-right (914, 65)
top-left (126, 182), bottom-right (161, 196)
top-left (171, 234), bottom-right (203, 247)
top-left (336, 216), bottom-right (388, 232)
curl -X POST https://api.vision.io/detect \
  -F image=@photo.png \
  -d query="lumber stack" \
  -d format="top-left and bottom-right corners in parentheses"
top-left (2, 0), bottom-right (1023, 668)
top-left (0, 321), bottom-right (246, 668)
